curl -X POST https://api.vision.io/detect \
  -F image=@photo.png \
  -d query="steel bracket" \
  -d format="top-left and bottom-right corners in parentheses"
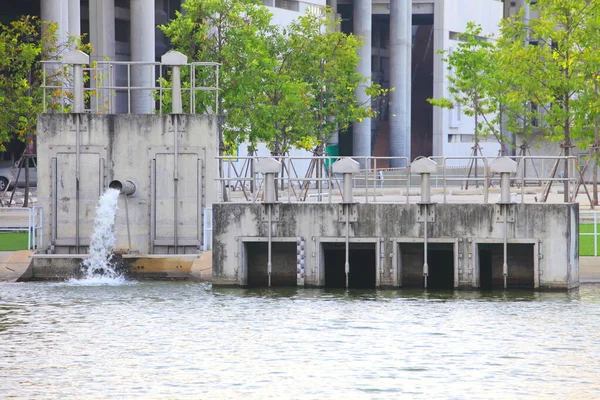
top-left (417, 203), bottom-right (435, 222)
top-left (261, 204), bottom-right (280, 222)
top-left (338, 204), bottom-right (358, 222)
top-left (494, 204), bottom-right (515, 223)
top-left (68, 115), bottom-right (88, 131)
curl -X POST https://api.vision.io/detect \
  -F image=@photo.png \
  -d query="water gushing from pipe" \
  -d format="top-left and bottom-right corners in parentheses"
top-left (74, 188), bottom-right (128, 284)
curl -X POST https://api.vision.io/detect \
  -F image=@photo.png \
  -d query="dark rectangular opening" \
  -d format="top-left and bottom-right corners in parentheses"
top-left (323, 243), bottom-right (376, 289)
top-left (399, 243), bottom-right (454, 289)
top-left (245, 242), bottom-right (297, 288)
top-left (478, 243), bottom-right (535, 290)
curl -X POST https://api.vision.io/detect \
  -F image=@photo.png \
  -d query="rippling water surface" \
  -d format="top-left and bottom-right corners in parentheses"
top-left (1, 282), bottom-right (600, 399)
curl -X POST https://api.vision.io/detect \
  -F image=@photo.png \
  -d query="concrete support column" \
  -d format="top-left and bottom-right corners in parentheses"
top-left (41, 0), bottom-right (68, 45)
top-left (131, 0), bottom-right (156, 114)
top-left (68, 0), bottom-right (80, 39)
top-left (405, 0), bottom-right (412, 160)
top-left (353, 0), bottom-right (372, 164)
top-left (431, 0), bottom-right (445, 156)
top-left (89, 0), bottom-right (115, 112)
top-left (389, 0), bottom-right (412, 166)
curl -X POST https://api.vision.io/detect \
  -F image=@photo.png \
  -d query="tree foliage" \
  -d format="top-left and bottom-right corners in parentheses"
top-left (428, 23), bottom-right (502, 149)
top-left (0, 16), bottom-right (91, 152)
top-left (161, 0), bottom-right (386, 155)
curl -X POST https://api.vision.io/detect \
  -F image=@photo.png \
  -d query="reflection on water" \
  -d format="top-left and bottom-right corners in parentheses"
top-left (1, 282), bottom-right (599, 399)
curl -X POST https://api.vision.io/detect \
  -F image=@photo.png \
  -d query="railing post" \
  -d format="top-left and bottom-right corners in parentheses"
top-left (161, 51), bottom-right (188, 114)
top-left (332, 157), bottom-right (360, 288)
top-left (63, 50), bottom-right (89, 113)
top-left (411, 157), bottom-right (439, 288)
top-left (256, 158), bottom-right (282, 287)
top-left (595, 210), bottom-right (598, 257)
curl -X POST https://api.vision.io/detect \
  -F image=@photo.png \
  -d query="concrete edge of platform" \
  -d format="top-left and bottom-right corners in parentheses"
top-left (0, 250), bottom-right (34, 282)
top-left (2, 251), bottom-right (214, 282)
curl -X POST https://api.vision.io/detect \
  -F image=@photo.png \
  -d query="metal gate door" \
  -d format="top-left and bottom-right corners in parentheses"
top-left (151, 152), bottom-right (204, 254)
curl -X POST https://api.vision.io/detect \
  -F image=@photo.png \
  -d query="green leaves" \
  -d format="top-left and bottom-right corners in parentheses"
top-left (0, 16), bottom-right (91, 150)
top-left (161, 1), bottom-right (386, 155)
top-left (429, 0), bottom-right (600, 154)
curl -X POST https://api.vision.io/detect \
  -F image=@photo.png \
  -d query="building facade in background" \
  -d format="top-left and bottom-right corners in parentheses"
top-left (2, 0), bottom-right (507, 164)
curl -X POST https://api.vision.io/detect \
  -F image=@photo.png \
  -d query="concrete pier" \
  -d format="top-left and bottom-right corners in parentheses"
top-left (212, 203), bottom-right (579, 290)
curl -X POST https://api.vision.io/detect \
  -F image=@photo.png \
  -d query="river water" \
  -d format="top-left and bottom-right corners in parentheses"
top-left (1, 282), bottom-right (600, 399)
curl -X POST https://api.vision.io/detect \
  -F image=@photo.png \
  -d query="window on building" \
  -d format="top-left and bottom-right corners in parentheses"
top-left (275, 0), bottom-right (299, 12)
top-left (115, 20), bottom-right (130, 43)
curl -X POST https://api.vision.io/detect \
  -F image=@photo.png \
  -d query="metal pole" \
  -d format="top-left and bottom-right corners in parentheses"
top-left (345, 204), bottom-right (350, 289)
top-left (150, 159), bottom-right (156, 254)
top-left (423, 204), bottom-right (429, 289)
top-left (174, 115), bottom-right (179, 252)
top-left (595, 210), bottom-right (598, 257)
top-left (268, 203), bottom-right (272, 287)
top-left (52, 157), bottom-right (57, 248)
top-left (124, 195), bottom-right (132, 252)
top-left (75, 114), bottom-right (80, 253)
top-left (503, 204), bottom-right (508, 289)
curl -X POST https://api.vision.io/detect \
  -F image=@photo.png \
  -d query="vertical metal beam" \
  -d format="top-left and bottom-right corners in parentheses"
top-left (173, 116), bottom-right (179, 252)
top-left (52, 157), bottom-right (58, 249)
top-left (75, 114), bottom-right (80, 253)
top-left (150, 158), bottom-right (156, 254)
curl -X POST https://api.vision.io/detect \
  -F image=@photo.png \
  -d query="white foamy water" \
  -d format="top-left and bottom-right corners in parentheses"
top-left (69, 188), bottom-right (131, 285)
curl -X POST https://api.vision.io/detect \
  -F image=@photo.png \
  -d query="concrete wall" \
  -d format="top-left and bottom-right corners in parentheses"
top-left (212, 202), bottom-right (578, 290)
top-left (37, 114), bottom-right (220, 255)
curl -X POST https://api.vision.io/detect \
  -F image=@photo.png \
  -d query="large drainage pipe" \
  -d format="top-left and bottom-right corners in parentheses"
top-left (109, 179), bottom-right (137, 253)
top-left (109, 179), bottom-right (137, 196)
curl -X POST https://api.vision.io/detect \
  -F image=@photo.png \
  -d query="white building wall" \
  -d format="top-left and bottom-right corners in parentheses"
top-left (438, 0), bottom-right (504, 163)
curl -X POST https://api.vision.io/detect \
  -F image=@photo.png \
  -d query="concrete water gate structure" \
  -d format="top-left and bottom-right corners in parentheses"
top-left (9, 50), bottom-right (580, 288)
top-left (212, 156), bottom-right (579, 291)
top-left (21, 50), bottom-right (221, 279)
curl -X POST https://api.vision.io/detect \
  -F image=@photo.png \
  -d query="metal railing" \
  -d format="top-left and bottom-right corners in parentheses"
top-left (0, 207), bottom-right (43, 250)
top-left (580, 210), bottom-right (600, 256)
top-left (41, 60), bottom-right (220, 114)
top-left (216, 155), bottom-right (579, 204)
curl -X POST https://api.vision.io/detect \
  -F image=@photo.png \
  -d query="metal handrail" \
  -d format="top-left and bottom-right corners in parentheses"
top-left (215, 155), bottom-right (579, 205)
top-left (41, 60), bottom-right (220, 114)
top-left (0, 206), bottom-right (43, 250)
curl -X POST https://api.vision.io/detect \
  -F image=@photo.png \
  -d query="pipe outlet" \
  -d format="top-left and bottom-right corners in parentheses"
top-left (109, 179), bottom-right (136, 196)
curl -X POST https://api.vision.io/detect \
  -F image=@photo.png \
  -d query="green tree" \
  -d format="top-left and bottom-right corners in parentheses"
top-left (0, 16), bottom-right (91, 205)
top-left (0, 16), bottom-right (53, 151)
top-left (160, 0), bottom-right (275, 153)
top-left (499, 0), bottom-right (598, 201)
top-left (574, 5), bottom-right (600, 204)
top-left (428, 23), bottom-right (502, 153)
top-left (0, 16), bottom-right (91, 150)
top-left (161, 1), bottom-right (386, 158)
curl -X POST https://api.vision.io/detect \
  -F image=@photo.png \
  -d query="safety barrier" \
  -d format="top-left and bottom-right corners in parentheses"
top-left (41, 60), bottom-right (220, 114)
top-left (216, 155), bottom-right (579, 204)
